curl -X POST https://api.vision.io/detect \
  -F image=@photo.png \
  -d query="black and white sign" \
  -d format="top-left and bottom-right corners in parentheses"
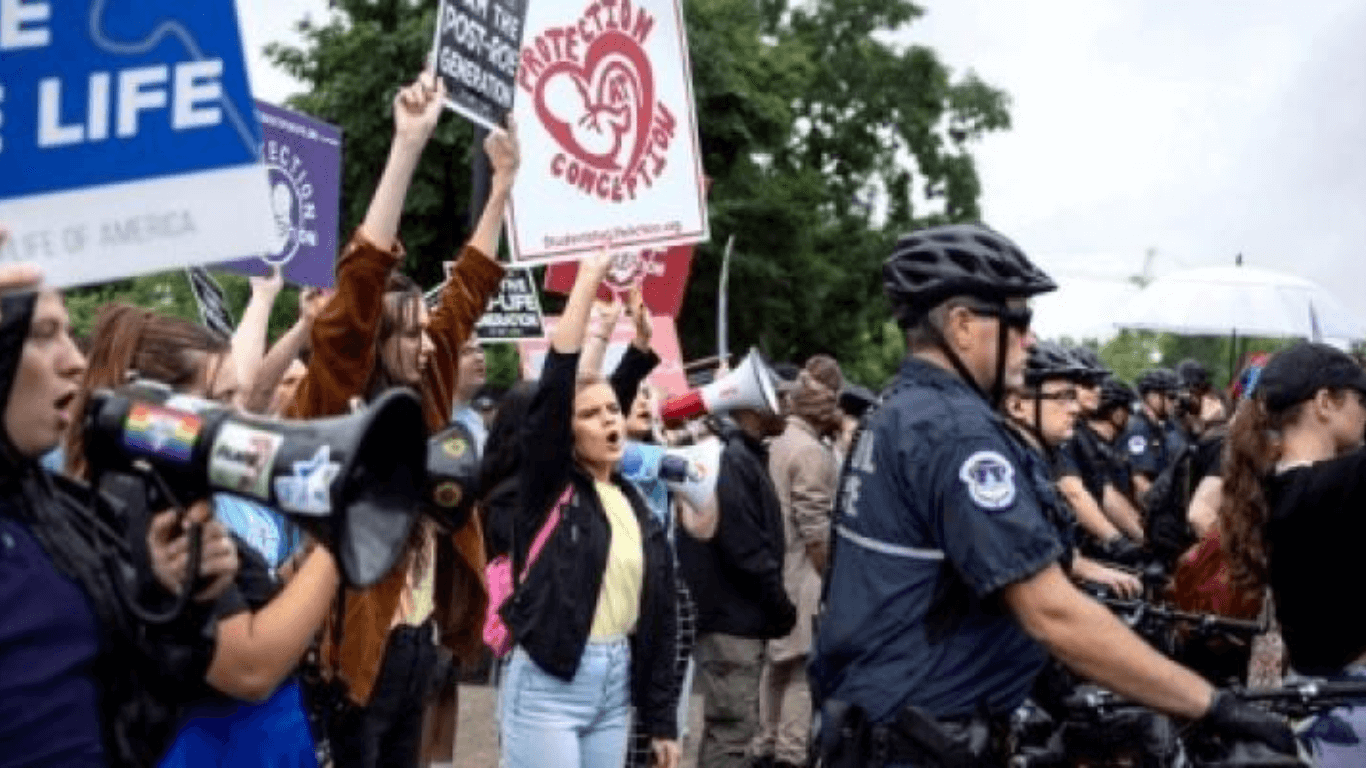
top-left (475, 267), bottom-right (544, 340)
top-left (430, 0), bottom-right (528, 130)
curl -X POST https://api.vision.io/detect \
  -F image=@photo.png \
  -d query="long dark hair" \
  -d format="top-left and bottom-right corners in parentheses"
top-left (364, 272), bottom-right (423, 401)
top-left (1218, 396), bottom-right (1309, 591)
top-left (476, 381), bottom-right (538, 501)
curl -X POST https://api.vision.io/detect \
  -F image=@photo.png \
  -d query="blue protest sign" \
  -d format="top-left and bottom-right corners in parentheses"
top-left (218, 101), bottom-right (343, 288)
top-left (0, 0), bottom-right (275, 287)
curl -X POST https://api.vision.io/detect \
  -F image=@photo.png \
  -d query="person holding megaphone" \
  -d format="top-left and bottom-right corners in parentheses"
top-left (0, 250), bottom-right (240, 767)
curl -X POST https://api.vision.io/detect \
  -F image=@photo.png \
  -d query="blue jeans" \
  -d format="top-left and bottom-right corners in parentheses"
top-left (499, 639), bottom-right (633, 768)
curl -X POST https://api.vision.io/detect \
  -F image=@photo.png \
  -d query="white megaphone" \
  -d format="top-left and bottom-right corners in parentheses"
top-left (619, 438), bottom-right (723, 510)
top-left (659, 348), bottom-right (780, 422)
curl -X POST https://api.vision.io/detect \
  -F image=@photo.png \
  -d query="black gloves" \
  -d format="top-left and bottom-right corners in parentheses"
top-left (1099, 535), bottom-right (1144, 567)
top-left (1201, 689), bottom-right (1297, 756)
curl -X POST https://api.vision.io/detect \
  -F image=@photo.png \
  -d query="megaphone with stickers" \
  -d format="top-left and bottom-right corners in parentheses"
top-left (83, 382), bottom-right (428, 588)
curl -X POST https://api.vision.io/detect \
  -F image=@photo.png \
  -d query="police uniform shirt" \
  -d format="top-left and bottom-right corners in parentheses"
top-left (810, 358), bottom-right (1065, 723)
top-left (1121, 411), bottom-right (1168, 478)
top-left (1163, 420), bottom-right (1189, 463)
top-left (1056, 423), bottom-right (1111, 503)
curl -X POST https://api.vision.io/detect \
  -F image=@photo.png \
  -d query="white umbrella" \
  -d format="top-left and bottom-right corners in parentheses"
top-left (1112, 264), bottom-right (1366, 341)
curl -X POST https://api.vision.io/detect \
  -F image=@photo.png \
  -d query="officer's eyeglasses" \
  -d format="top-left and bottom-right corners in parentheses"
top-left (1034, 387), bottom-right (1079, 403)
top-left (963, 303), bottom-right (1033, 332)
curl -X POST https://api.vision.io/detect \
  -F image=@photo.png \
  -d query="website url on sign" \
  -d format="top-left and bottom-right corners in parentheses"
top-left (543, 221), bottom-right (683, 250)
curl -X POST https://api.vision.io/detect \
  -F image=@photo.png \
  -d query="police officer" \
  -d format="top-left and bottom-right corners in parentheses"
top-left (1123, 367), bottom-right (1181, 499)
top-left (1091, 376), bottom-right (1138, 494)
top-left (808, 224), bottom-right (1293, 766)
top-left (1056, 353), bottom-right (1146, 564)
top-left (1002, 343), bottom-right (1140, 598)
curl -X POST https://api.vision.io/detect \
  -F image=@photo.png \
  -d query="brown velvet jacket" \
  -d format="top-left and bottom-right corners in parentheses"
top-left (286, 228), bottom-right (504, 705)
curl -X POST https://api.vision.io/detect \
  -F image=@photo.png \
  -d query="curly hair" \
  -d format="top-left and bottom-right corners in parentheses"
top-left (1218, 396), bottom-right (1308, 591)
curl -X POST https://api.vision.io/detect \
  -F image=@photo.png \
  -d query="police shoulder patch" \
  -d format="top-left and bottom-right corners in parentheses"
top-left (959, 450), bottom-right (1017, 511)
top-left (1127, 434), bottom-right (1147, 455)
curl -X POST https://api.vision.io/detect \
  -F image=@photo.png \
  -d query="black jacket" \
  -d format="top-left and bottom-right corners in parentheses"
top-left (502, 347), bottom-right (680, 738)
top-left (676, 424), bottom-right (796, 638)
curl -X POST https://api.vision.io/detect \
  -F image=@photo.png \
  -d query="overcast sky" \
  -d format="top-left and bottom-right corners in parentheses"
top-left (238, 0), bottom-right (1366, 341)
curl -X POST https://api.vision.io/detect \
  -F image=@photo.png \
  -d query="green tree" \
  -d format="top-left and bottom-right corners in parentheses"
top-left (258, 0), bottom-right (1008, 389)
top-left (679, 0), bottom-right (1010, 388)
top-left (65, 270), bottom-right (301, 342)
top-left (1094, 330), bottom-right (1297, 391)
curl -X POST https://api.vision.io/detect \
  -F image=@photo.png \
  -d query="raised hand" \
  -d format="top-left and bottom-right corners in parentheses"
top-left (590, 298), bottom-right (624, 337)
top-left (298, 286), bottom-right (332, 325)
top-left (627, 284), bottom-right (652, 349)
top-left (249, 265), bottom-right (284, 299)
top-left (582, 245), bottom-right (614, 284)
top-left (393, 69), bottom-right (446, 146)
top-left (0, 226), bottom-right (44, 312)
top-left (486, 114), bottom-right (521, 182)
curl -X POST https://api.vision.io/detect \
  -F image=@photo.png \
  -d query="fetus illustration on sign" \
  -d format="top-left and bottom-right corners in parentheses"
top-left (534, 30), bottom-right (656, 175)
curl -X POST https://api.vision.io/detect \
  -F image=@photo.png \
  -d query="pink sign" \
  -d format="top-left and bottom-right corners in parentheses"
top-left (517, 315), bottom-right (687, 397)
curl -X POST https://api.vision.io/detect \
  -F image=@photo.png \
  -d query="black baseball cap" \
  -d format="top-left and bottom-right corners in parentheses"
top-left (1258, 342), bottom-right (1366, 411)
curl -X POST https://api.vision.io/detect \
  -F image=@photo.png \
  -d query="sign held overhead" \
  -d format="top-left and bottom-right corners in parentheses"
top-left (505, 0), bottom-right (710, 265)
top-left (431, 0), bottom-right (528, 130)
top-left (217, 101), bottom-right (343, 288)
top-left (0, 0), bottom-right (275, 287)
top-left (475, 267), bottom-right (544, 340)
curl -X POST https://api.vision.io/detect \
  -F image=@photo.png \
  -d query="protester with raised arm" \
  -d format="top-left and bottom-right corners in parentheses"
top-left (66, 303), bottom-right (339, 767)
top-left (282, 71), bottom-right (514, 768)
top-left (498, 250), bottom-right (680, 768)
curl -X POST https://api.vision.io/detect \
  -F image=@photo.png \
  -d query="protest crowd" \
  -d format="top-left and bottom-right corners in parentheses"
top-left (5, 4), bottom-right (1366, 768)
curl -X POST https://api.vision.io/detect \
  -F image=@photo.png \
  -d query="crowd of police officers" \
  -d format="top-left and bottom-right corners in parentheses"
top-left (806, 224), bottom-right (1298, 767)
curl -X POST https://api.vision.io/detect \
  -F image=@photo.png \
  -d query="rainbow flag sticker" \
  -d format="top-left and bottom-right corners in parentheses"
top-left (123, 403), bottom-right (203, 465)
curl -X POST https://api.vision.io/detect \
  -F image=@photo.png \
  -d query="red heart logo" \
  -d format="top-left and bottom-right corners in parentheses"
top-left (534, 30), bottom-right (656, 175)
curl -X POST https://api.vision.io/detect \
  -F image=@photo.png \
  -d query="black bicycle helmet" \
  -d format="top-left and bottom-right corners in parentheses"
top-left (1175, 358), bottom-right (1211, 391)
top-left (1136, 368), bottom-right (1180, 395)
top-left (1070, 346), bottom-right (1110, 381)
top-left (883, 223), bottom-right (1057, 327)
top-left (1099, 377), bottom-right (1137, 412)
top-left (1024, 341), bottom-right (1091, 387)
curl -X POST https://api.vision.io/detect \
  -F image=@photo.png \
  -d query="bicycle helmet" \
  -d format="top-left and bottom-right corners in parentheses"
top-left (1175, 358), bottom-right (1211, 391)
top-left (1099, 377), bottom-right (1137, 413)
top-left (1136, 368), bottom-right (1180, 395)
top-left (883, 223), bottom-right (1057, 327)
top-left (1024, 341), bottom-right (1092, 387)
top-left (1070, 346), bottom-right (1110, 381)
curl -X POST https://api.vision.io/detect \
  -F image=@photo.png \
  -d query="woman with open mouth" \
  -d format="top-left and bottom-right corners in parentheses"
top-left (497, 249), bottom-right (682, 768)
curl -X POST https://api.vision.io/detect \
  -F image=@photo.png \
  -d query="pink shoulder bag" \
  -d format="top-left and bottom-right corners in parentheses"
top-left (482, 485), bottom-right (574, 657)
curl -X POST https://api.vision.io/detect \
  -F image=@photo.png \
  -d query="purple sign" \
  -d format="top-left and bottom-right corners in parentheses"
top-left (218, 101), bottom-right (342, 288)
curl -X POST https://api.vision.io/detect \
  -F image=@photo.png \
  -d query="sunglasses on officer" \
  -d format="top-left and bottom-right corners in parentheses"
top-left (962, 302), bottom-right (1033, 332)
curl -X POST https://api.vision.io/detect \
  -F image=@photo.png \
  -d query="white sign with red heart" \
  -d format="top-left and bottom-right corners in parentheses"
top-left (505, 0), bottom-right (709, 266)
